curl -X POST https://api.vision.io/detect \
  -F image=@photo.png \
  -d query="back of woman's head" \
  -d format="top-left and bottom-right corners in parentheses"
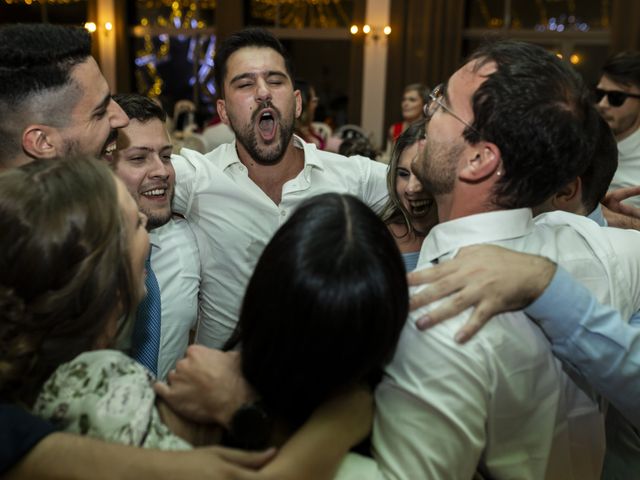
top-left (0, 156), bottom-right (135, 405)
top-left (233, 193), bottom-right (408, 428)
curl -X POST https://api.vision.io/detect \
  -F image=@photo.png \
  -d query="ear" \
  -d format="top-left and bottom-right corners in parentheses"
top-left (216, 99), bottom-right (230, 125)
top-left (459, 142), bottom-right (501, 183)
top-left (294, 89), bottom-right (302, 119)
top-left (550, 177), bottom-right (584, 214)
top-left (22, 125), bottom-right (60, 159)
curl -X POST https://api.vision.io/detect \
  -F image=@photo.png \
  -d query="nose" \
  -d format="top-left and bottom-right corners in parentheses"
top-left (148, 154), bottom-right (170, 178)
top-left (255, 78), bottom-right (272, 103)
top-left (108, 98), bottom-right (129, 128)
top-left (406, 172), bottom-right (423, 195)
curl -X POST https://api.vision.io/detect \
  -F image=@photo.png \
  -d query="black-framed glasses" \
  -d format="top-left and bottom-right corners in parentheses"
top-left (594, 88), bottom-right (640, 107)
top-left (423, 83), bottom-right (479, 135)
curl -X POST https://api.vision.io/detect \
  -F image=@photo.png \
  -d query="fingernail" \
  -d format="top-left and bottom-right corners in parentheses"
top-left (416, 315), bottom-right (433, 330)
top-left (454, 331), bottom-right (467, 343)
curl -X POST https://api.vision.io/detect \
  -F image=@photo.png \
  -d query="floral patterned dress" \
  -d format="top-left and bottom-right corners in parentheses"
top-left (33, 350), bottom-right (191, 450)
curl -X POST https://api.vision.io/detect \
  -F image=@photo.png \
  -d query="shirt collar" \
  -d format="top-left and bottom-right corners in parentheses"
top-left (420, 208), bottom-right (535, 263)
top-left (213, 134), bottom-right (325, 172)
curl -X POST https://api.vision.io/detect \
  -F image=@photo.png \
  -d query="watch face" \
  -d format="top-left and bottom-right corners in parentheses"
top-left (229, 402), bottom-right (273, 450)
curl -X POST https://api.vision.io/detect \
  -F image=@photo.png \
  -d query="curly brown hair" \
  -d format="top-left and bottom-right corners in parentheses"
top-left (0, 156), bottom-right (137, 406)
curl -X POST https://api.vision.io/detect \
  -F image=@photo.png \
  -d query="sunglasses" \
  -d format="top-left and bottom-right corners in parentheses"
top-left (594, 88), bottom-right (640, 107)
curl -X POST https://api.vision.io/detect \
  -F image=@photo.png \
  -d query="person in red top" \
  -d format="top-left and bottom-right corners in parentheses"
top-left (387, 83), bottom-right (429, 144)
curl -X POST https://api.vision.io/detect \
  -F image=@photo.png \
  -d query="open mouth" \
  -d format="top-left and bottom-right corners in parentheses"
top-left (101, 130), bottom-right (119, 160)
top-left (256, 108), bottom-right (277, 142)
top-left (141, 186), bottom-right (169, 200)
top-left (409, 198), bottom-right (433, 216)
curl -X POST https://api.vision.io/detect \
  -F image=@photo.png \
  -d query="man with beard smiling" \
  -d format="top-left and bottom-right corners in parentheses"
top-left (0, 24), bottom-right (128, 171)
top-left (168, 28), bottom-right (387, 351)
top-left (111, 94), bottom-right (201, 381)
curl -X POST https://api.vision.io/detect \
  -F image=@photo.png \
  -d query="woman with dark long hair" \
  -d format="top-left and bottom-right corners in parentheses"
top-left (225, 193), bottom-right (409, 448)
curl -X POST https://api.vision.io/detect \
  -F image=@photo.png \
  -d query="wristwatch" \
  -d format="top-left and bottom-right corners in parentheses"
top-left (227, 400), bottom-right (273, 450)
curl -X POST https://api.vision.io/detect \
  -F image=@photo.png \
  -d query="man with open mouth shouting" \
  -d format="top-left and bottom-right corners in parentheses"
top-left (168, 28), bottom-right (388, 351)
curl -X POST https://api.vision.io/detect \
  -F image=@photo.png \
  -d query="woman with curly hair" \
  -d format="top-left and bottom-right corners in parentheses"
top-left (0, 156), bottom-right (193, 449)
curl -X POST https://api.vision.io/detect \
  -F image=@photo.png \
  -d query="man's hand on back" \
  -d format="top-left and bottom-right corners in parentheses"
top-left (408, 244), bottom-right (556, 342)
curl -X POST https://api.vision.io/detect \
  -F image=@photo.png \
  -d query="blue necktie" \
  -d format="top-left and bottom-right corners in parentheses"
top-left (131, 255), bottom-right (161, 376)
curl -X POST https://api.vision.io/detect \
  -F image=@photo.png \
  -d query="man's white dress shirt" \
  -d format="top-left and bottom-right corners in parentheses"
top-left (609, 127), bottom-right (640, 208)
top-left (150, 217), bottom-right (201, 380)
top-left (338, 208), bottom-right (640, 480)
top-left (172, 136), bottom-right (388, 348)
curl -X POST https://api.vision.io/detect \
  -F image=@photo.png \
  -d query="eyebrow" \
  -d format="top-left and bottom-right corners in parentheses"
top-left (229, 70), bottom-right (288, 85)
top-left (126, 145), bottom-right (173, 153)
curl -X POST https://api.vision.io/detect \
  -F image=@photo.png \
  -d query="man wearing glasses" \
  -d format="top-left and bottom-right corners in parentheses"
top-left (596, 52), bottom-right (640, 207)
top-left (335, 41), bottom-right (640, 480)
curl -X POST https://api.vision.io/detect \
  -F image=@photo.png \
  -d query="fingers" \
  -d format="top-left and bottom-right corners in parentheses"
top-left (616, 202), bottom-right (640, 220)
top-left (153, 380), bottom-right (170, 399)
top-left (605, 185), bottom-right (640, 204)
top-left (454, 303), bottom-right (495, 343)
top-left (415, 287), bottom-right (480, 330)
top-left (407, 262), bottom-right (455, 287)
top-left (217, 446), bottom-right (277, 469)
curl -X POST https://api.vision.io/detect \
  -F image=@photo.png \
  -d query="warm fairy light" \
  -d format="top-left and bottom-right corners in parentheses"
top-left (383, 25), bottom-right (391, 35)
top-left (556, 52), bottom-right (563, 60)
top-left (84, 22), bottom-right (97, 33)
top-left (104, 22), bottom-right (113, 32)
top-left (350, 24), bottom-right (358, 34)
top-left (570, 53), bottom-right (581, 65)
top-left (362, 24), bottom-right (371, 34)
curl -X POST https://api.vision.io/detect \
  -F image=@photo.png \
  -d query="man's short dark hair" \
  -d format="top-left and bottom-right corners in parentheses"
top-left (580, 115), bottom-right (618, 213)
top-left (0, 24), bottom-right (91, 160)
top-left (213, 28), bottom-right (294, 99)
top-left (466, 41), bottom-right (600, 209)
top-left (601, 51), bottom-right (640, 90)
top-left (113, 93), bottom-right (167, 123)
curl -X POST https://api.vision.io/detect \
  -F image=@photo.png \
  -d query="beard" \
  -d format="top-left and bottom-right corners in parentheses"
top-left (414, 135), bottom-right (463, 196)
top-left (229, 101), bottom-right (296, 166)
top-left (141, 188), bottom-right (175, 231)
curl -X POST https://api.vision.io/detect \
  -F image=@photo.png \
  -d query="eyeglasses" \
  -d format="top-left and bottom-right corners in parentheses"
top-left (594, 88), bottom-right (640, 107)
top-left (424, 83), bottom-right (479, 135)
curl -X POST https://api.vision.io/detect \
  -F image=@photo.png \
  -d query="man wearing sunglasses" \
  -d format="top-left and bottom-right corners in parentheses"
top-left (596, 52), bottom-right (640, 207)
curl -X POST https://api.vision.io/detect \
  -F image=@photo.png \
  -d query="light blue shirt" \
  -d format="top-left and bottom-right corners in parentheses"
top-left (526, 266), bottom-right (640, 429)
top-left (587, 204), bottom-right (607, 227)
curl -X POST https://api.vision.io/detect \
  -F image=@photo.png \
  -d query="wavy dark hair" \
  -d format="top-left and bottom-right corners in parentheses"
top-left (464, 40), bottom-right (601, 209)
top-left (0, 156), bottom-right (137, 406)
top-left (226, 193), bottom-right (408, 431)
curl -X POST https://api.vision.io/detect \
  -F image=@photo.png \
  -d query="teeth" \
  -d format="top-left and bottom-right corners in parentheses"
top-left (142, 189), bottom-right (166, 196)
top-left (105, 143), bottom-right (116, 154)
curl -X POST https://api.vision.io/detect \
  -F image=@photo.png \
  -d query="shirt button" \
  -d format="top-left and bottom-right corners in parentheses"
top-left (280, 210), bottom-right (286, 216)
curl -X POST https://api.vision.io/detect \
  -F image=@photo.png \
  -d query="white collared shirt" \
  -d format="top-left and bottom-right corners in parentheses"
top-left (172, 136), bottom-right (388, 348)
top-left (150, 217), bottom-right (201, 380)
top-left (610, 127), bottom-right (640, 208)
top-left (338, 208), bottom-right (640, 479)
